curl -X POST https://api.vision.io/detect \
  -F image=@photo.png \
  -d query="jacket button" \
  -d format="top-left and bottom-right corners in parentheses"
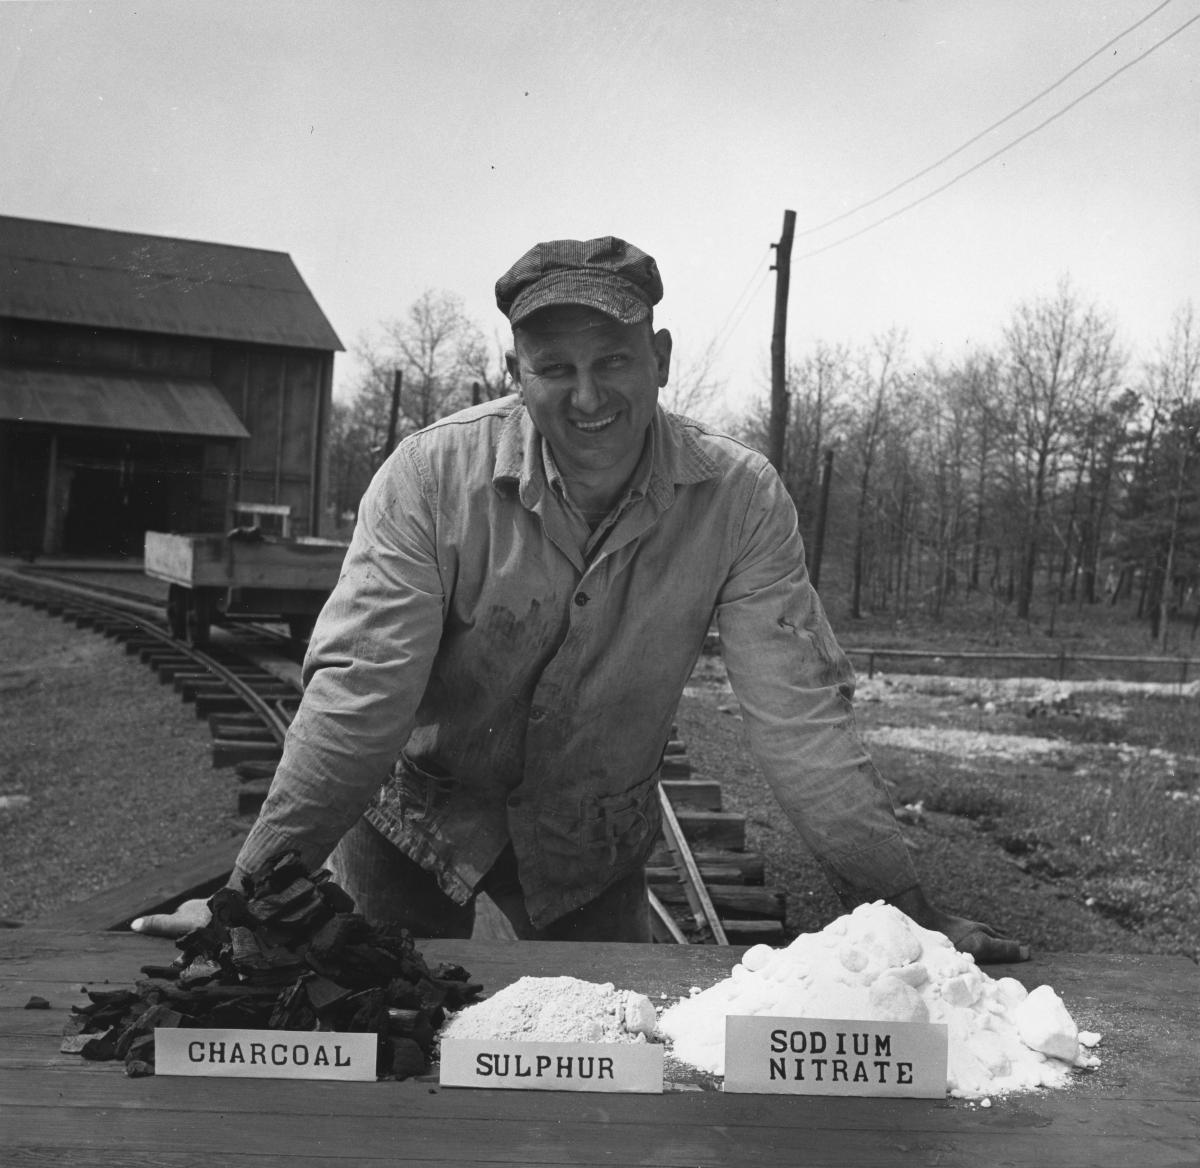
top-left (529, 707), bottom-right (545, 721)
top-left (574, 592), bottom-right (590, 606)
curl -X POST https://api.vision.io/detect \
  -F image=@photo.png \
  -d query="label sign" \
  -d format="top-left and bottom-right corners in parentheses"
top-left (723, 1016), bottom-right (947, 1098)
top-left (155, 1028), bottom-right (377, 1081)
top-left (439, 1039), bottom-right (663, 1094)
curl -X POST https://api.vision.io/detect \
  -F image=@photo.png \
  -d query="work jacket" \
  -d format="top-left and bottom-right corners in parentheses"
top-left (235, 397), bottom-right (918, 926)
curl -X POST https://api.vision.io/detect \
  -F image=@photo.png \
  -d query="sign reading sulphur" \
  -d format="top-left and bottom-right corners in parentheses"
top-left (439, 1039), bottom-right (663, 1093)
top-left (723, 1016), bottom-right (947, 1098)
top-left (155, 1028), bottom-right (377, 1081)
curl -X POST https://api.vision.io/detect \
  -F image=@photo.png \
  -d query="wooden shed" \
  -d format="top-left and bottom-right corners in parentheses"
top-left (0, 216), bottom-right (343, 558)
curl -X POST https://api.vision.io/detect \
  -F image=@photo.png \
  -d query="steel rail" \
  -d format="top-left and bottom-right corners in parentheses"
top-left (656, 782), bottom-right (729, 946)
top-left (0, 571), bottom-right (298, 746)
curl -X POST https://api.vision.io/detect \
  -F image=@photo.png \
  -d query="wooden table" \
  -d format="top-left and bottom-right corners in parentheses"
top-left (2, 929), bottom-right (1197, 1167)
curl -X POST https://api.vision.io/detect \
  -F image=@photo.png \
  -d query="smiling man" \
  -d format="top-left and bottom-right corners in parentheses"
top-left (135, 236), bottom-right (1027, 962)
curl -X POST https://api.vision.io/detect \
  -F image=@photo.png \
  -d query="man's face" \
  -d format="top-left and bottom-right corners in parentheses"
top-left (506, 304), bottom-right (672, 490)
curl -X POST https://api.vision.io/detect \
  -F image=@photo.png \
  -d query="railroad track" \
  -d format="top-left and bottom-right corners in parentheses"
top-left (2, 566), bottom-right (788, 945)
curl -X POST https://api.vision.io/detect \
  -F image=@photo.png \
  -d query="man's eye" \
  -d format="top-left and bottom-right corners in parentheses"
top-left (603, 354), bottom-right (630, 367)
top-left (538, 364), bottom-right (569, 377)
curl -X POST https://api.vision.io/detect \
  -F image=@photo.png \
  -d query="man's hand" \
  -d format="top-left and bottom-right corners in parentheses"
top-left (129, 898), bottom-right (212, 938)
top-left (888, 886), bottom-right (1030, 964)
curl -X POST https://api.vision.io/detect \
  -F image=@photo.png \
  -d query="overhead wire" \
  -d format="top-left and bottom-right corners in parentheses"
top-left (711, 263), bottom-right (772, 362)
top-left (710, 246), bottom-right (773, 350)
top-left (795, 0), bottom-right (1180, 239)
top-left (793, 9), bottom-right (1200, 264)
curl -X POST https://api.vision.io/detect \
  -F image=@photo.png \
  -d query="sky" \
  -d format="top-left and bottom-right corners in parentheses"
top-left (2, 0), bottom-right (1197, 416)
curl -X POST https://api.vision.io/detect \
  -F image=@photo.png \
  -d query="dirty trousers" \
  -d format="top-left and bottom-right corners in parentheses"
top-left (327, 817), bottom-right (652, 942)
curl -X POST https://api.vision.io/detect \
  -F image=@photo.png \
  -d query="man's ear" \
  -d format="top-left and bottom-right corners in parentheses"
top-left (505, 349), bottom-right (520, 390)
top-left (652, 328), bottom-right (673, 388)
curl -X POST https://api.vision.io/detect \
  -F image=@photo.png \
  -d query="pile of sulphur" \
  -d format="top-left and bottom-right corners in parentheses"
top-left (439, 975), bottom-right (659, 1044)
top-left (657, 902), bottom-right (1102, 1098)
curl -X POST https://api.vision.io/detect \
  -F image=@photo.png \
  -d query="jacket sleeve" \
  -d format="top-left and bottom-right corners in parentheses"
top-left (232, 440), bottom-right (445, 884)
top-left (714, 461), bottom-right (918, 905)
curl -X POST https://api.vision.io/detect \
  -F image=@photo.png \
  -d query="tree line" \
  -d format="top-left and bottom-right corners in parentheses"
top-left (327, 280), bottom-right (1199, 645)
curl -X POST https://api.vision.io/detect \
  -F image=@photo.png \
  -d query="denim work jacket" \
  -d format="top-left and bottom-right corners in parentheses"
top-left (235, 397), bottom-right (918, 926)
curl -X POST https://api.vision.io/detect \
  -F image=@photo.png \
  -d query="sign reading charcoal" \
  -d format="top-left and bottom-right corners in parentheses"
top-left (156, 1027), bottom-right (377, 1081)
top-left (723, 1016), bottom-right (948, 1097)
top-left (439, 1039), bottom-right (664, 1093)
top-left (60, 851), bottom-right (482, 1080)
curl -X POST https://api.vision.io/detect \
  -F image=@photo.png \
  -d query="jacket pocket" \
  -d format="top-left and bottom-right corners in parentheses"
top-left (538, 770), bottom-right (662, 884)
top-left (394, 751), bottom-right (459, 825)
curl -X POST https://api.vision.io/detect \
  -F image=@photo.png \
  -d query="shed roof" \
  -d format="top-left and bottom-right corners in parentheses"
top-left (0, 367), bottom-right (250, 439)
top-left (0, 216), bottom-right (343, 352)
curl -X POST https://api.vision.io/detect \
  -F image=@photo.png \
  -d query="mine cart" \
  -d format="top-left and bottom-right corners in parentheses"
top-left (143, 528), bottom-right (348, 645)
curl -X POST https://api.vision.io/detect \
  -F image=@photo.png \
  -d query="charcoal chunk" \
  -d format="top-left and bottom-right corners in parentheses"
top-left (61, 850), bottom-right (483, 1080)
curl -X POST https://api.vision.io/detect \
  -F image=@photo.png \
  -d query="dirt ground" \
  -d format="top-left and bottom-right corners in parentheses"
top-left (675, 672), bottom-right (1157, 957)
top-left (0, 600), bottom-right (242, 924)
top-left (0, 595), bottom-right (1181, 956)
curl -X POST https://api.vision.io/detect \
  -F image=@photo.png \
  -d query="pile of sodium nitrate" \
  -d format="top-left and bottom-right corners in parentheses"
top-left (658, 902), bottom-right (1101, 1098)
top-left (439, 976), bottom-right (658, 1045)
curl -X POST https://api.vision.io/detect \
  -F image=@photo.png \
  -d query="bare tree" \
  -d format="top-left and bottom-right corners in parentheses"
top-left (1141, 303), bottom-right (1200, 646)
top-left (998, 279), bottom-right (1123, 621)
top-left (845, 330), bottom-right (910, 620)
top-left (333, 290), bottom-right (502, 516)
top-left (659, 337), bottom-right (727, 422)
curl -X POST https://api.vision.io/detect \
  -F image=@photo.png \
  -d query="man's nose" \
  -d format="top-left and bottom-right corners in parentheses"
top-left (570, 369), bottom-right (605, 414)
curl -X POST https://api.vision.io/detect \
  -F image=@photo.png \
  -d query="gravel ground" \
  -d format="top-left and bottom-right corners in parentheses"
top-left (0, 598), bottom-right (244, 923)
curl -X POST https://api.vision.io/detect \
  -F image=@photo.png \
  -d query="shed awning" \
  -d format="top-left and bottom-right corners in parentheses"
top-left (0, 367), bottom-right (249, 438)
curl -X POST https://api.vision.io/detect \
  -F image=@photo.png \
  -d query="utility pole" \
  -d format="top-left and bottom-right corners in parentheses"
top-left (384, 369), bottom-right (403, 460)
top-left (768, 209), bottom-right (796, 474)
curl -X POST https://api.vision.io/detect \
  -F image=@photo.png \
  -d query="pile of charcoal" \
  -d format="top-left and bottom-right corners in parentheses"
top-left (62, 850), bottom-right (483, 1079)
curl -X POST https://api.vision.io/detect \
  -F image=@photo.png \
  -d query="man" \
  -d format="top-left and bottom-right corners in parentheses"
top-left (136, 236), bottom-right (1026, 962)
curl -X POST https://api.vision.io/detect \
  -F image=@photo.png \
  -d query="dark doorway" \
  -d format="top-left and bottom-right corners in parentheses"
top-left (56, 436), bottom-right (205, 557)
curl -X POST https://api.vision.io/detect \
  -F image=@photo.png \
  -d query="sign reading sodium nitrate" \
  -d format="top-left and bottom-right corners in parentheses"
top-left (723, 1016), bottom-right (948, 1097)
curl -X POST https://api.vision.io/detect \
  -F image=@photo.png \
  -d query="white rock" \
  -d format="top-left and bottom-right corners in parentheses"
top-left (1014, 985), bottom-right (1079, 1062)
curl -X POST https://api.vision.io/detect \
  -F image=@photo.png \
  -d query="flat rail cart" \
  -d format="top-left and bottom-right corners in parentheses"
top-left (143, 528), bottom-right (348, 645)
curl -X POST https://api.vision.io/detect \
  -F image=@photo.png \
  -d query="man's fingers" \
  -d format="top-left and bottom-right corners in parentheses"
top-left (130, 899), bottom-right (212, 938)
top-left (956, 927), bottom-right (1031, 964)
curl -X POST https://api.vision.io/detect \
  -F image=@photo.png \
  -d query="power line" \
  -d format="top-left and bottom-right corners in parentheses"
top-left (710, 246), bottom-right (772, 357)
top-left (794, 10), bottom-right (1200, 264)
top-left (796, 0), bottom-right (1180, 240)
top-left (712, 264), bottom-right (772, 362)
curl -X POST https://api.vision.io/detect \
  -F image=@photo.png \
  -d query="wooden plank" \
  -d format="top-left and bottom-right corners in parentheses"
top-left (722, 919), bottom-right (787, 945)
top-left (2, 1100), bottom-right (1198, 1167)
top-left (647, 848), bottom-right (765, 884)
top-left (2, 931), bottom-right (1200, 1168)
top-left (673, 810), bottom-right (745, 851)
top-left (659, 779), bottom-right (722, 810)
top-left (649, 882), bottom-right (785, 921)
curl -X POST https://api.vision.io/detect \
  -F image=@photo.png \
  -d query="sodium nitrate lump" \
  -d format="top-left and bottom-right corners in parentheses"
top-left (657, 901), bottom-right (1102, 1098)
top-left (439, 976), bottom-right (658, 1044)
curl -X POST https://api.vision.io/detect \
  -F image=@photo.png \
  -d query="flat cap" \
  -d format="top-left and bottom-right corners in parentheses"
top-left (495, 236), bottom-right (663, 327)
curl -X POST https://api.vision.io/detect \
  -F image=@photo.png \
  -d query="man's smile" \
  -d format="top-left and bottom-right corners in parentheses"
top-left (570, 413), bottom-right (619, 433)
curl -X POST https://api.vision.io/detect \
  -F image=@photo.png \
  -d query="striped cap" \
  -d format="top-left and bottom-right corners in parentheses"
top-left (495, 236), bottom-right (663, 327)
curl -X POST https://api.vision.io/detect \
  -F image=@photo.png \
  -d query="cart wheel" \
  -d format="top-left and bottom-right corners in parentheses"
top-left (187, 590), bottom-right (214, 646)
top-left (166, 585), bottom-right (188, 640)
